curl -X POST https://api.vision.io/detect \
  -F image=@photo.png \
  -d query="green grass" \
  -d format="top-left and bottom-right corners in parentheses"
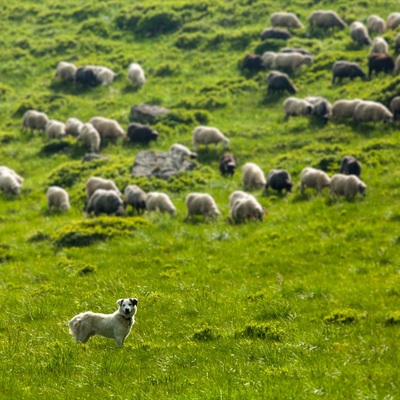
top-left (1, 1), bottom-right (400, 399)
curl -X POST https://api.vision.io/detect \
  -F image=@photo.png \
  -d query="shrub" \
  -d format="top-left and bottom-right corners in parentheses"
top-left (323, 308), bottom-right (365, 324)
top-left (192, 325), bottom-right (221, 341)
top-left (78, 18), bottom-right (110, 37)
top-left (39, 137), bottom-right (78, 156)
top-left (135, 10), bottom-right (182, 37)
top-left (174, 33), bottom-right (204, 50)
top-left (237, 322), bottom-right (285, 341)
top-left (385, 311), bottom-right (400, 325)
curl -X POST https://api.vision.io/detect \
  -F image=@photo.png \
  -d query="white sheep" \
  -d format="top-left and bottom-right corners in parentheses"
top-left (330, 174), bottom-right (367, 200)
top-left (0, 171), bottom-right (22, 195)
top-left (65, 117), bottom-right (84, 137)
top-left (192, 126), bottom-right (229, 150)
top-left (85, 176), bottom-right (121, 200)
top-left (230, 195), bottom-right (265, 223)
top-left (77, 123), bottom-right (101, 153)
top-left (300, 167), bottom-right (331, 194)
top-left (54, 61), bottom-right (77, 82)
top-left (270, 12), bottom-right (303, 29)
top-left (169, 143), bottom-right (197, 159)
top-left (350, 22), bottom-right (371, 45)
top-left (229, 190), bottom-right (255, 209)
top-left (353, 101), bottom-right (393, 123)
top-left (283, 97), bottom-right (314, 120)
top-left (185, 193), bottom-right (220, 220)
top-left (127, 63), bottom-right (146, 87)
top-left (242, 162), bottom-right (266, 190)
top-left (387, 12), bottom-right (400, 29)
top-left (45, 120), bottom-right (66, 140)
top-left (123, 185), bottom-right (147, 214)
top-left (272, 52), bottom-right (313, 73)
top-left (93, 66), bottom-right (117, 86)
top-left (0, 166), bottom-right (24, 184)
top-left (146, 192), bottom-right (176, 216)
top-left (332, 99), bottom-right (362, 121)
top-left (21, 110), bottom-right (49, 133)
top-left (370, 37), bottom-right (389, 55)
top-left (367, 15), bottom-right (386, 35)
top-left (261, 51), bottom-right (277, 68)
top-left (47, 186), bottom-right (70, 211)
top-left (89, 117), bottom-right (125, 141)
top-left (309, 10), bottom-right (347, 29)
top-left (305, 96), bottom-right (332, 122)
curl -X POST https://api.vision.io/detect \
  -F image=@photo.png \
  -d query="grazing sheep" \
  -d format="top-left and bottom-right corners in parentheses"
top-left (85, 177), bottom-right (121, 200)
top-left (260, 28), bottom-right (292, 41)
top-left (123, 185), bottom-right (147, 215)
top-left (370, 37), bottom-right (389, 54)
top-left (47, 186), bottom-right (70, 211)
top-left (170, 143), bottom-right (197, 159)
top-left (146, 192), bottom-right (176, 216)
top-left (89, 117), bottom-right (125, 141)
top-left (309, 10), bottom-right (347, 30)
top-left (0, 166), bottom-right (23, 184)
top-left (54, 61), bottom-right (77, 82)
top-left (229, 190), bottom-right (255, 209)
top-left (283, 97), bottom-right (313, 121)
top-left (305, 96), bottom-right (332, 123)
top-left (231, 195), bottom-right (265, 223)
top-left (127, 123), bottom-right (158, 144)
top-left (242, 162), bottom-right (266, 190)
top-left (219, 153), bottom-right (236, 177)
top-left (330, 174), bottom-right (367, 200)
top-left (127, 63), bottom-right (146, 86)
top-left (367, 15), bottom-right (386, 35)
top-left (350, 22), bottom-right (371, 45)
top-left (21, 110), bottom-right (49, 133)
top-left (368, 54), bottom-right (394, 77)
top-left (389, 96), bottom-right (400, 120)
top-left (270, 12), bottom-right (303, 29)
top-left (77, 123), bottom-right (101, 153)
top-left (192, 126), bottom-right (229, 150)
top-left (87, 189), bottom-right (125, 216)
top-left (65, 117), bottom-right (84, 137)
top-left (242, 54), bottom-right (265, 72)
top-left (94, 66), bottom-right (117, 86)
top-left (265, 169), bottom-right (293, 193)
top-left (280, 47), bottom-right (313, 56)
top-left (75, 66), bottom-right (100, 87)
top-left (266, 70), bottom-right (297, 94)
top-left (332, 99), bottom-right (362, 121)
top-left (353, 101), bottom-right (393, 123)
top-left (0, 171), bottom-right (22, 195)
top-left (300, 167), bottom-right (331, 194)
top-left (185, 193), bottom-right (220, 220)
top-left (45, 120), bottom-right (66, 140)
top-left (331, 61), bottom-right (366, 84)
top-left (261, 51), bottom-right (277, 68)
top-left (340, 155), bottom-right (362, 177)
top-left (272, 52), bottom-right (313, 73)
top-left (387, 12), bottom-right (400, 29)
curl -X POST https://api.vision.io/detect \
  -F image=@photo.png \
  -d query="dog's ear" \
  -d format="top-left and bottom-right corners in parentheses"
top-left (130, 298), bottom-right (138, 306)
top-left (117, 299), bottom-right (124, 306)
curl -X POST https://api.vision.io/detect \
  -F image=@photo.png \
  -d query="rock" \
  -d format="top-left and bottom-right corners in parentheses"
top-left (82, 153), bottom-right (109, 163)
top-left (130, 104), bottom-right (171, 124)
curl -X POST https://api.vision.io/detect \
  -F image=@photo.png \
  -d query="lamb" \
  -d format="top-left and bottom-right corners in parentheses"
top-left (219, 153), bottom-right (236, 177)
top-left (230, 195), bottom-right (265, 223)
top-left (46, 186), bottom-right (70, 211)
top-left (170, 143), bottom-right (197, 159)
top-left (330, 174), bottom-right (367, 200)
top-left (353, 101), bottom-right (393, 124)
top-left (85, 177), bottom-right (121, 200)
top-left (54, 61), bottom-right (77, 82)
top-left (331, 61), bottom-right (366, 84)
top-left (300, 167), bottom-right (331, 194)
top-left (242, 54), bottom-right (265, 72)
top-left (192, 126), bottom-right (229, 150)
top-left (89, 117), bottom-right (125, 141)
top-left (305, 96), bottom-right (332, 123)
top-left (21, 110), bottom-right (49, 134)
top-left (0, 171), bottom-right (22, 195)
top-left (185, 193), bottom-right (220, 220)
top-left (87, 189), bottom-right (125, 216)
top-left (266, 70), bottom-right (297, 94)
top-left (350, 22), bottom-right (371, 46)
top-left (309, 10), bottom-right (347, 30)
top-left (387, 12), bottom-right (400, 29)
top-left (370, 37), bottom-right (389, 54)
top-left (270, 12), bottom-right (303, 29)
top-left (260, 28), bottom-right (291, 41)
top-left (368, 54), bottom-right (394, 77)
top-left (283, 97), bottom-right (313, 121)
top-left (389, 96), bottom-right (400, 120)
top-left (265, 169), bottom-right (293, 193)
top-left (261, 51), bottom-right (277, 68)
top-left (123, 185), bottom-right (147, 215)
top-left (0, 166), bottom-right (24, 184)
top-left (75, 66), bottom-right (100, 87)
top-left (271, 52), bottom-right (313, 73)
top-left (242, 162), bottom-right (266, 190)
top-left (127, 63), bottom-right (146, 87)
top-left (94, 66), bottom-right (117, 86)
top-left (45, 120), bottom-right (66, 140)
top-left (146, 192), bottom-right (176, 216)
top-left (77, 123), bottom-right (101, 153)
top-left (339, 155), bottom-right (362, 177)
top-left (332, 99), bottom-right (362, 121)
top-left (366, 15), bottom-right (386, 35)
top-left (127, 123), bottom-right (158, 144)
top-left (65, 117), bottom-right (84, 137)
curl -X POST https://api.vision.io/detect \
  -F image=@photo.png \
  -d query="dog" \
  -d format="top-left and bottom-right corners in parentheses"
top-left (68, 298), bottom-right (138, 347)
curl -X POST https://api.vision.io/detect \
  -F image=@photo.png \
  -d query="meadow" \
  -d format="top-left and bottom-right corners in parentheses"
top-left (1, 1), bottom-right (400, 399)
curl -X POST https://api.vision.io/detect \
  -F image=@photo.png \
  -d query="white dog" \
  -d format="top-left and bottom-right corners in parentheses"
top-left (68, 298), bottom-right (138, 347)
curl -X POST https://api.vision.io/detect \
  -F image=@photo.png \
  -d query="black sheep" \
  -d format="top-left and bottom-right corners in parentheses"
top-left (265, 169), bottom-right (293, 193)
top-left (332, 61), bottom-right (366, 84)
top-left (127, 123), bottom-right (158, 144)
top-left (340, 156), bottom-right (362, 177)
top-left (219, 153), bottom-right (236, 177)
top-left (368, 54), bottom-right (394, 78)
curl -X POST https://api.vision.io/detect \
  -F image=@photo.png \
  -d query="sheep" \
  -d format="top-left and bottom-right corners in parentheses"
top-left (229, 190), bottom-right (254, 208)
top-left (230, 195), bottom-right (265, 223)
top-left (270, 12), bottom-right (303, 29)
top-left (367, 15), bottom-right (386, 35)
top-left (395, 33), bottom-right (400, 53)
top-left (332, 99), bottom-right (362, 121)
top-left (340, 155), bottom-right (362, 177)
top-left (389, 96), bottom-right (400, 120)
top-left (280, 47), bottom-right (313, 56)
top-left (127, 63), bottom-right (146, 87)
top-left (242, 162), bottom-right (266, 190)
top-left (192, 126), bottom-right (229, 150)
top-left (123, 185), bottom-right (147, 215)
top-left (85, 176), bottom-right (121, 200)
top-left (89, 117), bottom-right (125, 142)
top-left (265, 169), bottom-right (293, 193)
top-left (353, 101), bottom-right (393, 124)
top-left (266, 70), bottom-right (297, 94)
top-left (283, 97), bottom-right (313, 121)
top-left (127, 123), bottom-right (158, 144)
top-left (45, 120), bottom-right (66, 140)
top-left (0, 171), bottom-right (22, 195)
top-left (21, 110), bottom-right (49, 134)
top-left (0, 166), bottom-right (23, 184)
top-left (219, 153), bottom-right (236, 177)
top-left (271, 52), bottom-right (313, 73)
top-left (350, 22), bottom-right (371, 45)
top-left (261, 51), bottom-right (277, 68)
top-left (309, 10), bottom-right (347, 30)
top-left (300, 167), bottom-right (331, 194)
top-left (260, 28), bottom-right (291, 41)
top-left (146, 192), bottom-right (176, 216)
top-left (87, 189), bottom-right (125, 216)
top-left (65, 117), bottom-right (84, 137)
top-left (54, 61), bottom-right (77, 82)
top-left (393, 54), bottom-right (400, 74)
top-left (170, 143), bottom-right (197, 159)
top-left (75, 66), bottom-right (100, 87)
top-left (185, 193), bottom-right (220, 220)
top-left (242, 54), bottom-right (265, 72)
top-left (331, 61), bottom-right (366, 84)
top-left (387, 12), bottom-right (400, 29)
top-left (46, 186), bottom-right (70, 211)
top-left (370, 37), bottom-right (389, 54)
top-left (77, 123), bottom-right (101, 153)
top-left (330, 174), bottom-right (367, 200)
top-left (368, 54), bottom-right (394, 77)
top-left (305, 96), bottom-right (332, 123)
top-left (94, 66), bottom-right (117, 86)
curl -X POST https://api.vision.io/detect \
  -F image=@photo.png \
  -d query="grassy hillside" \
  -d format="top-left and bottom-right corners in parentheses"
top-left (1, 1), bottom-right (400, 399)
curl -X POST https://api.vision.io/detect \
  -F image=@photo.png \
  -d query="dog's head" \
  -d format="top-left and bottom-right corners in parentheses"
top-left (117, 298), bottom-right (138, 317)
